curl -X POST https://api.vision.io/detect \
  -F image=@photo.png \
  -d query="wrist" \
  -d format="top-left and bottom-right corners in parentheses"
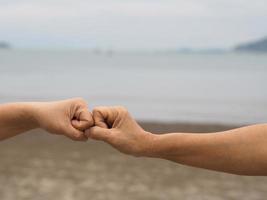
top-left (141, 132), bottom-right (181, 159)
top-left (20, 102), bottom-right (41, 129)
top-left (139, 131), bottom-right (161, 157)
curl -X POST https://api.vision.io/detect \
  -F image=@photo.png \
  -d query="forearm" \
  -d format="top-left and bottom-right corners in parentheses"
top-left (147, 124), bottom-right (267, 176)
top-left (0, 103), bottom-right (38, 140)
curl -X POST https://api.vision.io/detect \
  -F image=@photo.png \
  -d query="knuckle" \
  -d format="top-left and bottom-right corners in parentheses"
top-left (92, 108), bottom-right (99, 114)
top-left (93, 107), bottom-right (104, 115)
top-left (93, 106), bottom-right (103, 111)
top-left (117, 106), bottom-right (128, 114)
top-left (74, 97), bottom-right (86, 105)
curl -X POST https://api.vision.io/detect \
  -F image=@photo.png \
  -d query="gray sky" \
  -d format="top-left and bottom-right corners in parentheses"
top-left (0, 0), bottom-right (267, 49)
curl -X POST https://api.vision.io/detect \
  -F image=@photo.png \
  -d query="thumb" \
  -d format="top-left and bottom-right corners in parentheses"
top-left (71, 118), bottom-right (94, 131)
top-left (72, 108), bottom-right (94, 131)
top-left (64, 124), bottom-right (88, 141)
top-left (85, 126), bottom-right (111, 141)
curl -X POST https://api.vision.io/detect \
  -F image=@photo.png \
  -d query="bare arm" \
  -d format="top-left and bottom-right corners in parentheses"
top-left (0, 98), bottom-right (94, 141)
top-left (0, 103), bottom-right (38, 140)
top-left (86, 106), bottom-right (267, 176)
top-left (150, 124), bottom-right (267, 175)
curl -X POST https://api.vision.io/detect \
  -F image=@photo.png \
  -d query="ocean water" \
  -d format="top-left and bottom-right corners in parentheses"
top-left (0, 49), bottom-right (266, 124)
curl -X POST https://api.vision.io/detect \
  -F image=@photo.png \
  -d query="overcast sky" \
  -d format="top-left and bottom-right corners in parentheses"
top-left (0, 0), bottom-right (267, 49)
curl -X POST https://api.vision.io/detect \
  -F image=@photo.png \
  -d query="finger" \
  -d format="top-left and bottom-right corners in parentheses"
top-left (92, 107), bottom-right (117, 128)
top-left (85, 126), bottom-right (111, 141)
top-left (72, 109), bottom-right (94, 131)
top-left (65, 125), bottom-right (88, 141)
top-left (72, 120), bottom-right (91, 131)
top-left (71, 112), bottom-right (94, 131)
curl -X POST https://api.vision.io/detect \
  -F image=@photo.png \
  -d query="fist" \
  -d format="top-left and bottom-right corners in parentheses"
top-left (33, 98), bottom-right (94, 141)
top-left (85, 106), bottom-right (155, 156)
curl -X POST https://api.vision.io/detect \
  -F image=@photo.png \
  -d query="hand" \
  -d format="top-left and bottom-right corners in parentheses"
top-left (85, 106), bottom-right (155, 156)
top-left (33, 98), bottom-right (94, 141)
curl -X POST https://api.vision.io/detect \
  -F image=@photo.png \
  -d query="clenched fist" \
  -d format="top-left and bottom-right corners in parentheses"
top-left (33, 98), bottom-right (94, 141)
top-left (85, 106), bottom-right (155, 156)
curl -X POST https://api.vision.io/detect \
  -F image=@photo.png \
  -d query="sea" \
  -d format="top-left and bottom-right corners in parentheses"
top-left (0, 49), bottom-right (266, 125)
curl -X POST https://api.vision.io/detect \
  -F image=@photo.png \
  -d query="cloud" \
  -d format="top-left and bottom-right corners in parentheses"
top-left (1, 0), bottom-right (266, 19)
top-left (0, 0), bottom-right (266, 49)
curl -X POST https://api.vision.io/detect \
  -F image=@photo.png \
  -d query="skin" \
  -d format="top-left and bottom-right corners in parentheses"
top-left (85, 106), bottom-right (267, 176)
top-left (0, 98), bottom-right (94, 141)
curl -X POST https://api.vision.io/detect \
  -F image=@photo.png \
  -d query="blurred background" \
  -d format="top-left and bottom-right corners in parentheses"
top-left (0, 0), bottom-right (267, 199)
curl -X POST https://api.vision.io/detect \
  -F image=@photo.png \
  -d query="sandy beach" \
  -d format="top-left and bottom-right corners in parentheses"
top-left (1, 1), bottom-right (267, 198)
top-left (0, 121), bottom-right (266, 200)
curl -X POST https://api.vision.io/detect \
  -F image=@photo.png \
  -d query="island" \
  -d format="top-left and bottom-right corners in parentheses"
top-left (0, 41), bottom-right (11, 49)
top-left (235, 36), bottom-right (267, 52)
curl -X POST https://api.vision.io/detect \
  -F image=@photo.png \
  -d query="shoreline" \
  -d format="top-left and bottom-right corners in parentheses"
top-left (139, 121), bottom-right (242, 133)
top-left (1, 121), bottom-right (266, 200)
top-left (2, 121), bottom-right (244, 144)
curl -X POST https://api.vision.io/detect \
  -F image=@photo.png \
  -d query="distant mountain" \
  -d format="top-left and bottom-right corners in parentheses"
top-left (0, 41), bottom-right (11, 49)
top-left (177, 48), bottom-right (226, 54)
top-left (235, 37), bottom-right (267, 52)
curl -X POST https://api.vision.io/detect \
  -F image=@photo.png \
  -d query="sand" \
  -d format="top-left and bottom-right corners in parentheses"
top-left (0, 122), bottom-right (266, 200)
